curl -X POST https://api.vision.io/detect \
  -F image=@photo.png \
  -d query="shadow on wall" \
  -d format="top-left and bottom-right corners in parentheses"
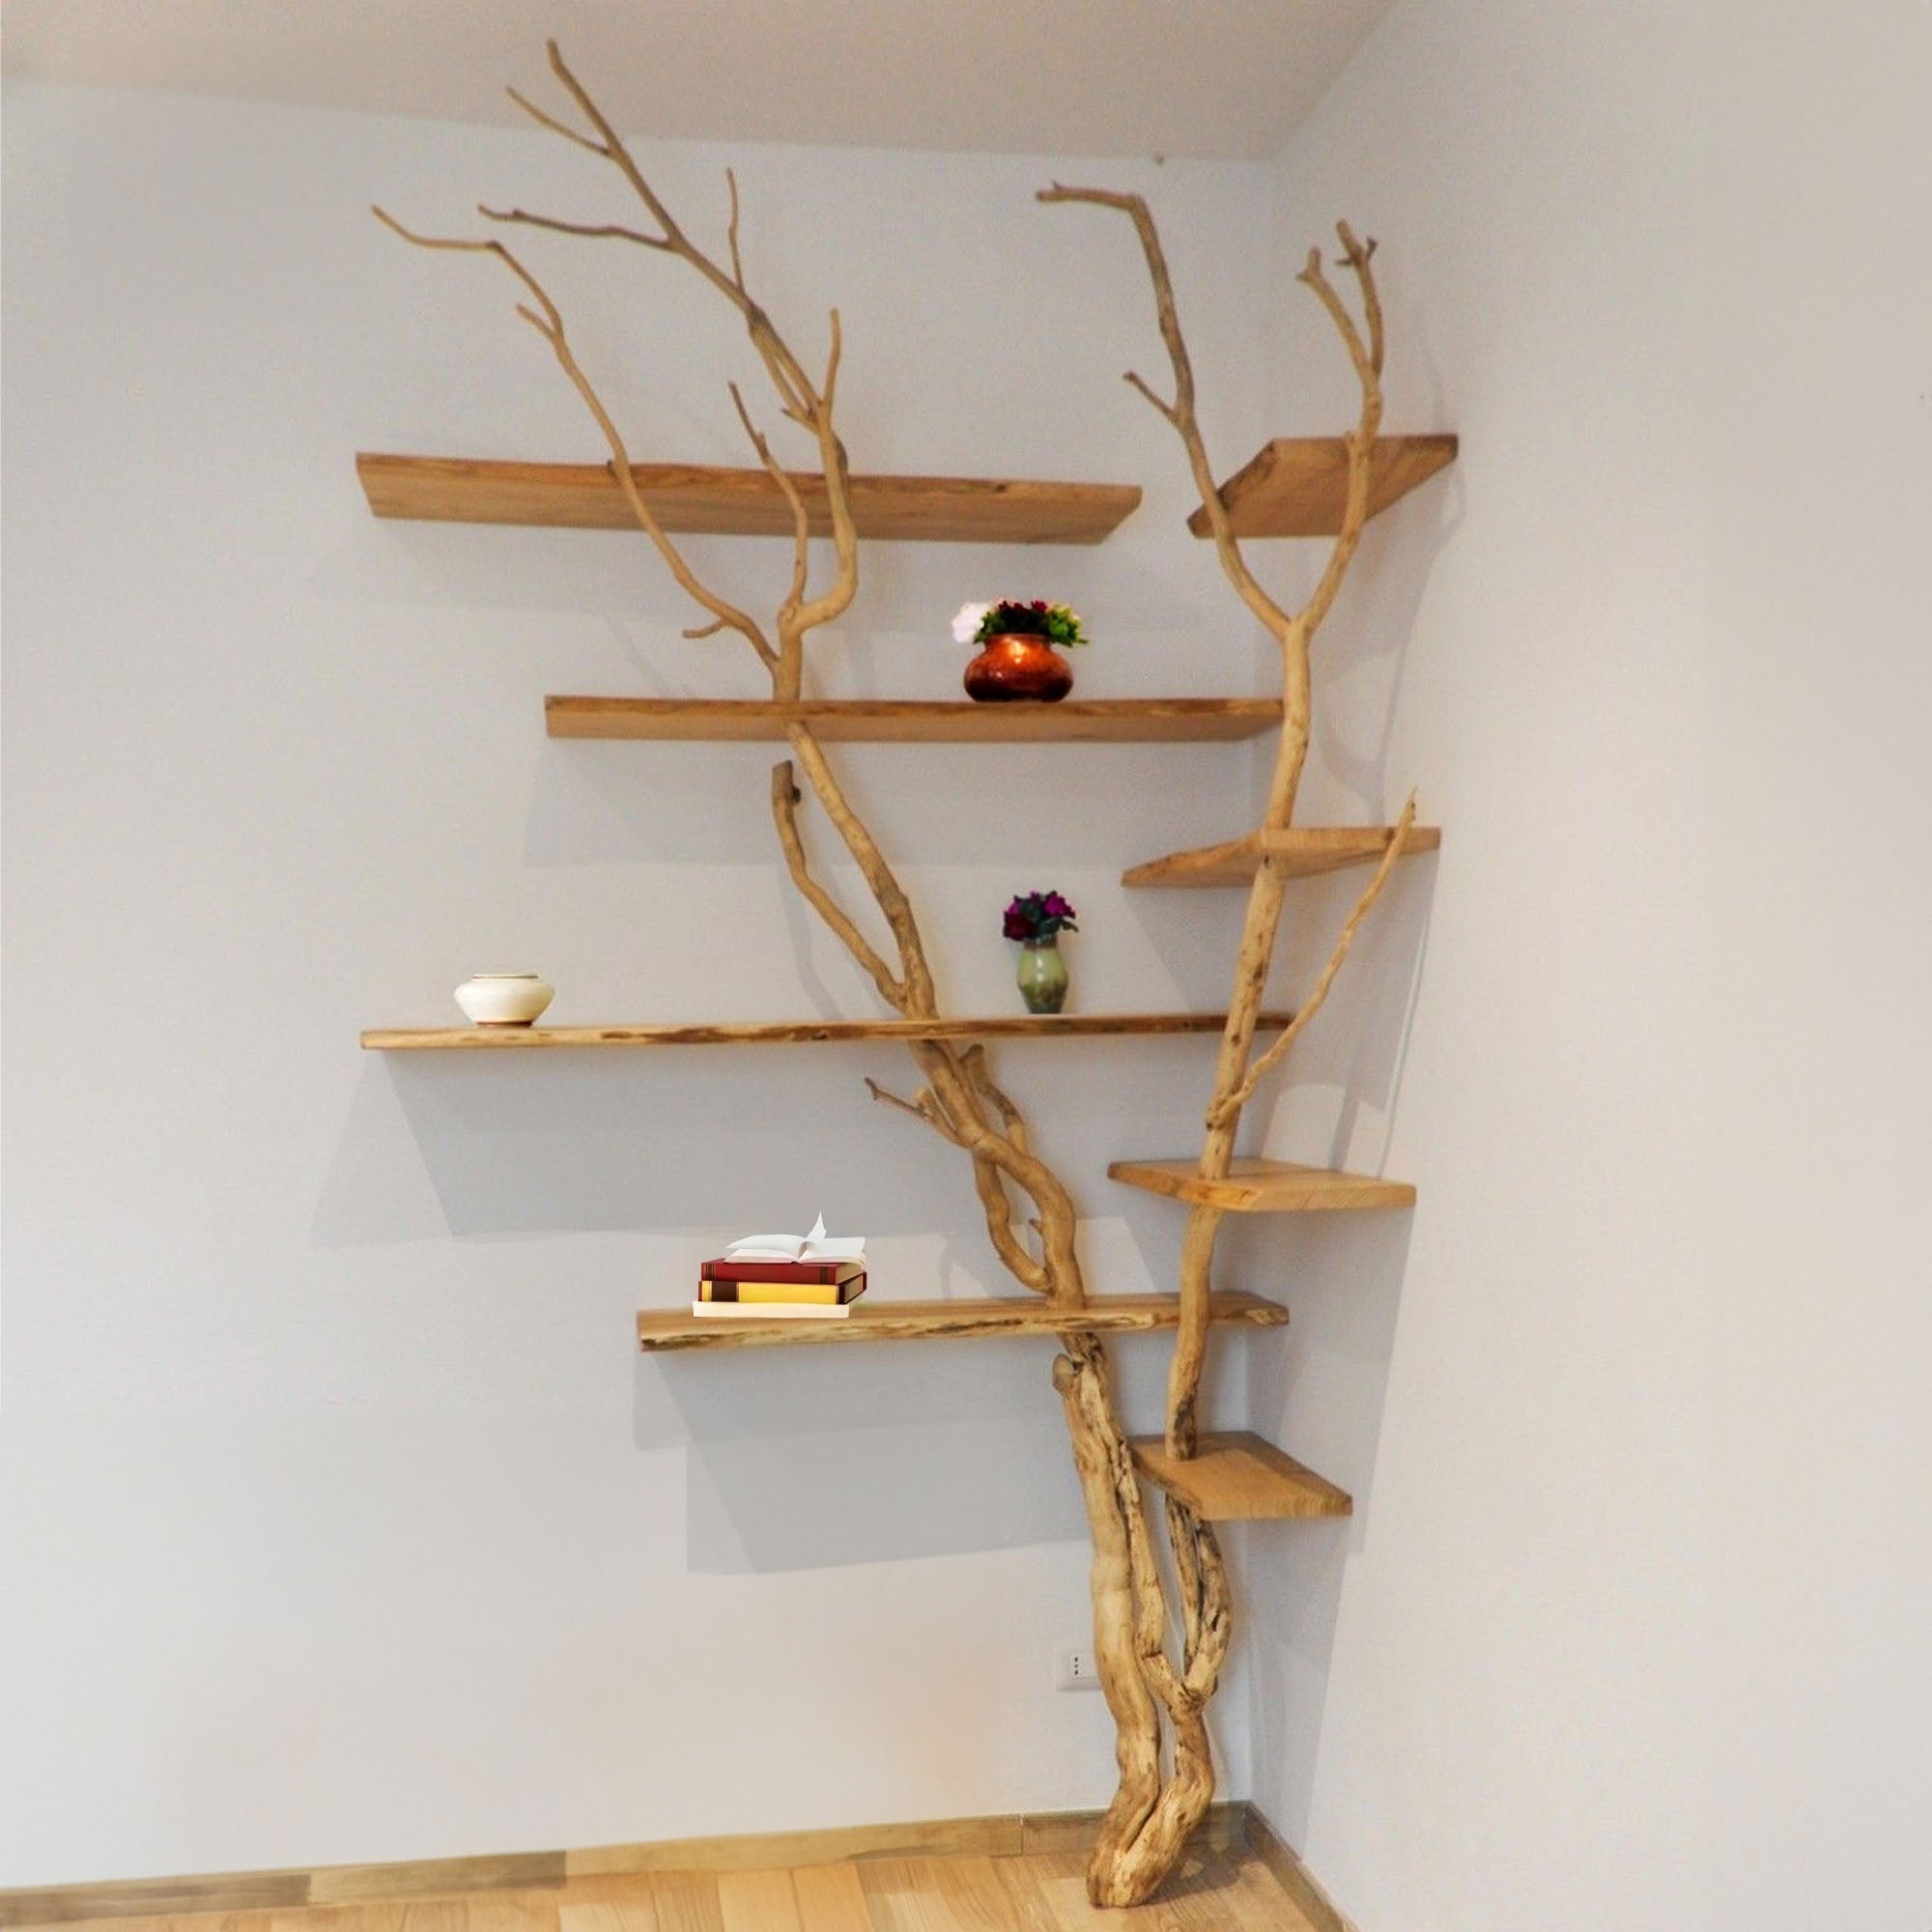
top-left (648, 1341), bottom-right (1100, 1574)
top-left (1226, 843), bottom-right (1435, 1838)
top-left (524, 735), bottom-right (1261, 874)
top-left (314, 1036), bottom-right (1236, 1244)
top-left (1236, 1211), bottom-right (1415, 1845)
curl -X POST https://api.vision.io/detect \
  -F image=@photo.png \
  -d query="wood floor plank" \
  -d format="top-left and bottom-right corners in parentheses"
top-left (556, 1889), bottom-right (659, 1932)
top-left (854, 1859), bottom-right (1004, 1932)
top-left (785, 1866), bottom-right (873, 1932)
top-left (714, 1873), bottom-right (801, 1932)
top-left (1208, 1857), bottom-right (1325, 1932)
top-left (923, 1860), bottom-right (1012, 1932)
top-left (986, 1862), bottom-right (1060, 1932)
top-left (464, 1895), bottom-right (559, 1932)
top-left (1008, 1852), bottom-right (1242, 1931)
top-left (274, 1909), bottom-right (405, 1932)
top-left (397, 1908), bottom-right (466, 1932)
top-left (641, 1876), bottom-right (722, 1932)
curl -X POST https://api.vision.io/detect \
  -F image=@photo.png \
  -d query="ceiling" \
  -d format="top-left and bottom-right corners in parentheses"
top-left (0, 0), bottom-right (1394, 162)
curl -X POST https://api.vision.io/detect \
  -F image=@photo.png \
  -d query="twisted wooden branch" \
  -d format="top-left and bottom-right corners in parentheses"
top-left (1043, 185), bottom-right (1408, 1906)
top-left (770, 761), bottom-right (906, 1009)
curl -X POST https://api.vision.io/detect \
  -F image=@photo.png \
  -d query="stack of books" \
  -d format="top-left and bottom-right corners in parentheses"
top-left (693, 1216), bottom-right (867, 1321)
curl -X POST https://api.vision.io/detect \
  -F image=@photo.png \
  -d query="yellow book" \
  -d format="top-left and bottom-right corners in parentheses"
top-left (696, 1276), bottom-right (866, 1305)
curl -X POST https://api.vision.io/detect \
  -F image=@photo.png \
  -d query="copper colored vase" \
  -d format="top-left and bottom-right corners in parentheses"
top-left (962, 632), bottom-right (1074, 702)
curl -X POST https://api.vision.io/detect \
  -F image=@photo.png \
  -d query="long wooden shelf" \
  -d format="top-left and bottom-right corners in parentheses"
top-left (1122, 824), bottom-right (1441, 888)
top-left (1130, 1431), bottom-right (1352, 1521)
top-left (363, 1011), bottom-right (1290, 1052)
top-left (1109, 1156), bottom-right (1415, 1212)
top-left (1187, 435), bottom-right (1458, 538)
top-left (357, 454), bottom-right (1142, 545)
top-left (545, 696), bottom-right (1282, 743)
top-left (637, 1290), bottom-right (1288, 1353)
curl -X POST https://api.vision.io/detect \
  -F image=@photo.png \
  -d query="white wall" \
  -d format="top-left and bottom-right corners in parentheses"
top-left (0, 84), bottom-right (1301, 1883)
top-left (1245, 2), bottom-right (1932, 1927)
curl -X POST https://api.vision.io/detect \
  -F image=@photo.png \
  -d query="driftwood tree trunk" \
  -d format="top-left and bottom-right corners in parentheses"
top-left (379, 52), bottom-right (1412, 1907)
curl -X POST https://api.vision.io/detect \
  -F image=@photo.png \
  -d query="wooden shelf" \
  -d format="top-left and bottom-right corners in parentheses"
top-left (357, 454), bottom-right (1141, 545)
top-left (1109, 1156), bottom-right (1415, 1212)
top-left (1130, 1431), bottom-right (1351, 1521)
top-left (545, 696), bottom-right (1282, 744)
top-left (1187, 435), bottom-right (1458, 538)
top-left (363, 1011), bottom-right (1287, 1052)
top-left (638, 1290), bottom-right (1289, 1353)
top-left (1122, 824), bottom-right (1441, 888)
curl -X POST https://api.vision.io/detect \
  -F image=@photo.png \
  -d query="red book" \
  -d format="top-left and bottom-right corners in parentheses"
top-left (700, 1256), bottom-right (866, 1286)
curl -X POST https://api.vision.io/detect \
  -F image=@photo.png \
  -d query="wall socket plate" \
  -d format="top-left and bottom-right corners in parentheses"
top-left (1055, 1642), bottom-right (1104, 1691)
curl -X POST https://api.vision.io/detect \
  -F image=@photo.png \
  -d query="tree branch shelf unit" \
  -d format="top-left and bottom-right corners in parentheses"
top-left (363, 83), bottom-right (1446, 1886)
top-left (1109, 1156), bottom-right (1416, 1213)
top-left (544, 696), bottom-right (1283, 743)
top-left (355, 435), bottom-right (1452, 546)
top-left (362, 1012), bottom-right (1294, 1051)
top-left (356, 452), bottom-right (1142, 544)
top-left (635, 1290), bottom-right (1290, 1354)
top-left (1128, 1432), bottom-right (1353, 1520)
top-left (1186, 433), bottom-right (1458, 537)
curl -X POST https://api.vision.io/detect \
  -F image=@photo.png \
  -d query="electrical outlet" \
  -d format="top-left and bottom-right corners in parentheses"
top-left (1055, 1642), bottom-right (1103, 1691)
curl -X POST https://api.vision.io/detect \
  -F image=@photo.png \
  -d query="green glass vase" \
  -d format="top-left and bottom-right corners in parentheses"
top-left (1017, 938), bottom-right (1069, 1014)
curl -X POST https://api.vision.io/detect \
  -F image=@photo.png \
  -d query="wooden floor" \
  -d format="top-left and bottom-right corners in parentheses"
top-left (33, 1848), bottom-right (1323, 1932)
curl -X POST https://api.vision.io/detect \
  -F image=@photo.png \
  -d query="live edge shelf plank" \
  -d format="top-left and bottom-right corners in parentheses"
top-left (1187, 435), bottom-right (1458, 538)
top-left (637, 1290), bottom-right (1289, 1353)
top-left (357, 454), bottom-right (1142, 546)
top-left (1109, 1156), bottom-right (1415, 1212)
top-left (362, 1012), bottom-right (1292, 1051)
top-left (545, 696), bottom-right (1282, 744)
top-left (1129, 1431), bottom-right (1352, 1521)
top-left (1122, 824), bottom-right (1441, 888)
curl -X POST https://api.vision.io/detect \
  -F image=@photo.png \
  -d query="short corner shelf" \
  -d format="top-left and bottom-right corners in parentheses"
top-left (1187, 434), bottom-right (1458, 538)
top-left (544, 696), bottom-right (1282, 745)
top-left (1129, 1431), bottom-right (1352, 1521)
top-left (1122, 824), bottom-right (1440, 889)
top-left (356, 453), bottom-right (1142, 546)
top-left (636, 1289), bottom-right (1290, 1353)
top-left (1109, 1156), bottom-right (1415, 1213)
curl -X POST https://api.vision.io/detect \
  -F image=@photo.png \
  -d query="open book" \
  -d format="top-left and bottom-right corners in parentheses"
top-left (721, 1212), bottom-right (865, 1264)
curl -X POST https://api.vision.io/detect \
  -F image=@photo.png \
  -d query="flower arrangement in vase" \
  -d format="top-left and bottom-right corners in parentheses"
top-left (1004, 890), bottom-right (1078, 1013)
top-left (952, 600), bottom-right (1089, 702)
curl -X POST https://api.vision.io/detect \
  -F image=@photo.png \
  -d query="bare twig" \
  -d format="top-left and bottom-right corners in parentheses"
top-left (1209, 795), bottom-right (1418, 1128)
top-left (864, 1078), bottom-right (966, 1148)
top-left (769, 761), bottom-right (906, 1009)
top-left (1042, 182), bottom-right (1406, 1905)
top-left (373, 207), bottom-right (779, 671)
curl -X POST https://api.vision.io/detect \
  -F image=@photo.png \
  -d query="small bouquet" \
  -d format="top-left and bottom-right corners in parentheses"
top-left (1003, 891), bottom-right (1079, 942)
top-left (952, 600), bottom-right (1091, 649)
top-left (953, 601), bottom-right (1089, 701)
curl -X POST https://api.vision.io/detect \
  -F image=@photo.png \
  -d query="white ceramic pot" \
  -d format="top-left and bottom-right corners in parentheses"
top-left (454, 973), bottom-right (554, 1027)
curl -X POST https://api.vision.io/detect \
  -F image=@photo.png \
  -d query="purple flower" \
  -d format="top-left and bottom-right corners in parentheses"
top-left (1003, 890), bottom-right (1078, 941)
